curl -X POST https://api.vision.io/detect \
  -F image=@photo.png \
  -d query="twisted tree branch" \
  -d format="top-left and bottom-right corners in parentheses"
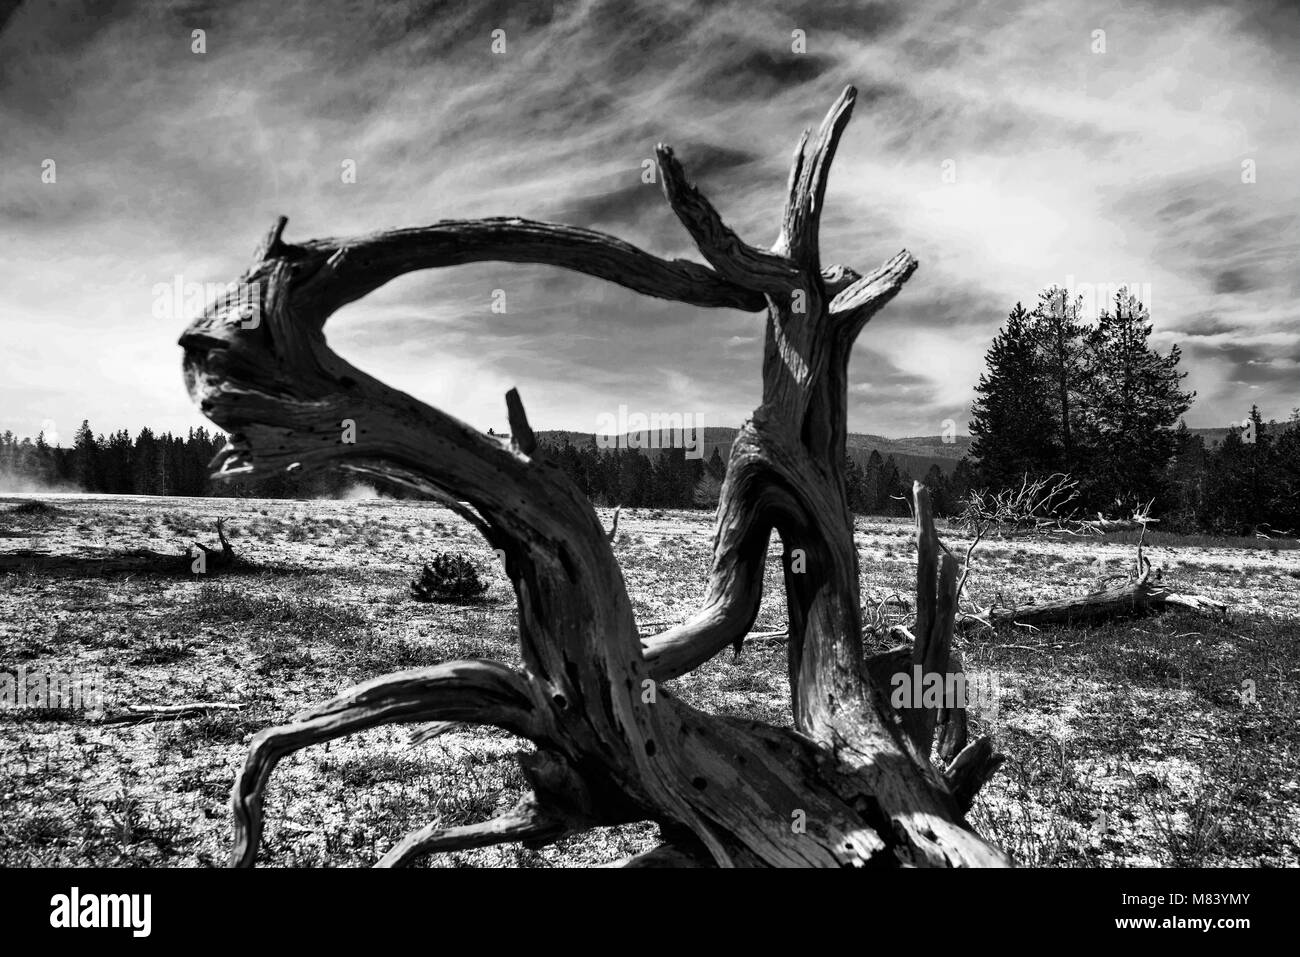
top-left (230, 660), bottom-right (539, 867)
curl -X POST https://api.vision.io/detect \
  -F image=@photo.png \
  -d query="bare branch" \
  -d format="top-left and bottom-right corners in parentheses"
top-left (230, 660), bottom-right (539, 867)
top-left (376, 795), bottom-right (567, 868)
top-left (828, 249), bottom-right (920, 327)
top-left (656, 144), bottom-right (800, 293)
top-left (253, 215), bottom-right (288, 261)
top-left (241, 217), bottom-right (771, 318)
top-left (781, 85), bottom-right (857, 268)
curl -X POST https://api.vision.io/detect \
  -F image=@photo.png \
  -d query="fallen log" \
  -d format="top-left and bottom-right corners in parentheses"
top-left (951, 510), bottom-right (1225, 631)
top-left (0, 519), bottom-right (236, 577)
top-left (970, 571), bottom-right (1225, 630)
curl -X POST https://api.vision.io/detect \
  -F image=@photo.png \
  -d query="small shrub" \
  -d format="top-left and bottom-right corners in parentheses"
top-left (130, 635), bottom-right (195, 665)
top-left (410, 552), bottom-right (489, 603)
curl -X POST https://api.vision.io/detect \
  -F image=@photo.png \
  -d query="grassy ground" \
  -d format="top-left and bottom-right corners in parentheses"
top-left (1, 492), bottom-right (1296, 867)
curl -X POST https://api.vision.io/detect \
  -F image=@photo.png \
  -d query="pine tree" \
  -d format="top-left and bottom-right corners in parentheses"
top-left (72, 420), bottom-right (100, 491)
top-left (0, 431), bottom-right (16, 484)
top-left (844, 455), bottom-right (868, 513)
top-left (922, 464), bottom-right (948, 515)
top-left (693, 472), bottom-right (722, 508)
top-left (99, 429), bottom-right (132, 493)
top-left (1029, 287), bottom-right (1088, 473)
top-left (1162, 423), bottom-right (1207, 531)
top-left (33, 431), bottom-right (55, 486)
top-left (616, 448), bottom-right (654, 507)
top-left (863, 449), bottom-right (885, 513)
top-left (1269, 413), bottom-right (1300, 533)
top-left (133, 427), bottom-right (160, 495)
top-left (706, 447), bottom-right (726, 481)
top-left (969, 303), bottom-right (1058, 487)
top-left (879, 455), bottom-right (903, 514)
top-left (1080, 289), bottom-right (1194, 509)
top-left (947, 457), bottom-right (978, 511)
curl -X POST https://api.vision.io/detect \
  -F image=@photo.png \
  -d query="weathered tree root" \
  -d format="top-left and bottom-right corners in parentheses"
top-left (187, 87), bottom-right (1009, 868)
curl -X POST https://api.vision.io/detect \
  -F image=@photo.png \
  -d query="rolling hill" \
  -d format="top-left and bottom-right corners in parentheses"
top-left (534, 423), bottom-right (1231, 478)
top-left (536, 427), bottom-right (974, 478)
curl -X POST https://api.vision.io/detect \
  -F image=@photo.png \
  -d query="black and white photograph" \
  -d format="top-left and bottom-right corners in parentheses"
top-left (0, 0), bottom-right (1295, 933)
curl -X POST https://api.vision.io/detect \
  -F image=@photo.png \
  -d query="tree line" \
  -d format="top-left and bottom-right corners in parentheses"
top-left (539, 438), bottom-right (974, 515)
top-left (0, 422), bottom-right (361, 499)
top-left (0, 421), bottom-right (976, 515)
top-left (1163, 409), bottom-right (1300, 535)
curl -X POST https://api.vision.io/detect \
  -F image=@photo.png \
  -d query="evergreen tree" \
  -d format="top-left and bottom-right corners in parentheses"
top-left (616, 448), bottom-right (654, 506)
top-left (100, 429), bottom-right (132, 493)
top-left (1079, 289), bottom-right (1193, 509)
top-left (879, 455), bottom-right (903, 514)
top-left (652, 447), bottom-right (693, 507)
top-left (863, 449), bottom-right (885, 513)
top-left (1162, 423), bottom-right (1207, 531)
top-left (969, 303), bottom-right (1058, 487)
top-left (693, 472), bottom-right (722, 508)
top-left (1029, 287), bottom-right (1088, 473)
top-left (947, 457), bottom-right (978, 512)
top-left (706, 447), bottom-right (726, 481)
top-left (72, 420), bottom-right (100, 491)
top-left (33, 431), bottom-right (55, 486)
top-left (844, 455), bottom-right (868, 513)
top-left (922, 464), bottom-right (948, 515)
top-left (133, 427), bottom-right (160, 495)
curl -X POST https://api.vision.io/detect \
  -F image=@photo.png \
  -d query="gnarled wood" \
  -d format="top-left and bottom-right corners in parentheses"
top-left (184, 86), bottom-right (1007, 868)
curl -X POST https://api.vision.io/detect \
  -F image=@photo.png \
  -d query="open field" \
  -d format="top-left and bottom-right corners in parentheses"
top-left (1, 492), bottom-right (1297, 867)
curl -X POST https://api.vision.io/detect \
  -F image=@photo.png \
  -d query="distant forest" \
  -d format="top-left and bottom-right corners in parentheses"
top-left (0, 421), bottom-right (950, 516)
top-left (0, 423), bottom-right (356, 501)
top-left (1, 406), bottom-right (1297, 535)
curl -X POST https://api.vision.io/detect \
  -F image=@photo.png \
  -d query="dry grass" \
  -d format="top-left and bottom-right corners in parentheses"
top-left (0, 493), bottom-right (1296, 867)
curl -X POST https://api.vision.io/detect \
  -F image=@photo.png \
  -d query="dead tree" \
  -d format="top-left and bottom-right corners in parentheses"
top-left (181, 87), bottom-right (1007, 867)
top-left (976, 531), bottom-right (1225, 629)
top-left (953, 484), bottom-right (1225, 630)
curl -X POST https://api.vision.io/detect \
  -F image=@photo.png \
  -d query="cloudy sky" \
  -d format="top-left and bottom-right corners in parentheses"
top-left (1, 0), bottom-right (1296, 446)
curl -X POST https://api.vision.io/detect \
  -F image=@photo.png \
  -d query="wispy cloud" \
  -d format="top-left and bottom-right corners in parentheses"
top-left (1, 0), bottom-right (1296, 446)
